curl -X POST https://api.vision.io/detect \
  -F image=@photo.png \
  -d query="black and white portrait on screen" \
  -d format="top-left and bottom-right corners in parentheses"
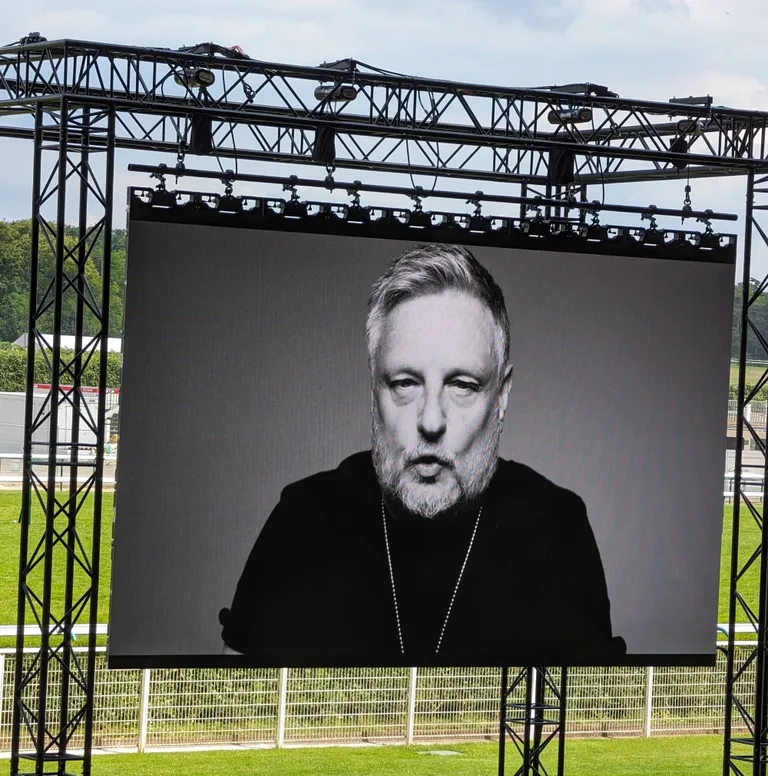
top-left (219, 243), bottom-right (627, 665)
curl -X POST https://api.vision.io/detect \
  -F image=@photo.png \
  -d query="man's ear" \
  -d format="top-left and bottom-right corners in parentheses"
top-left (498, 364), bottom-right (514, 421)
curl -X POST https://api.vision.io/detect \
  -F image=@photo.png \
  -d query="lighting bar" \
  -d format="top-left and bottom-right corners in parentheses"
top-left (127, 163), bottom-right (739, 223)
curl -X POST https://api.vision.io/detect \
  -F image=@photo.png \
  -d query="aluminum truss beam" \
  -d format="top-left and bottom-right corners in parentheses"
top-left (723, 170), bottom-right (768, 776)
top-left (1, 40), bottom-right (768, 187)
top-left (499, 667), bottom-right (568, 776)
top-left (10, 98), bottom-right (114, 776)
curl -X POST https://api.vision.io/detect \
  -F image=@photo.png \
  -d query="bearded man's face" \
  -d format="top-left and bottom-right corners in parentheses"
top-left (371, 291), bottom-right (512, 518)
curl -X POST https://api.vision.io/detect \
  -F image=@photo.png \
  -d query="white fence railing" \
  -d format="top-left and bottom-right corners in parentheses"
top-left (728, 399), bottom-right (768, 429)
top-left (0, 645), bottom-right (756, 753)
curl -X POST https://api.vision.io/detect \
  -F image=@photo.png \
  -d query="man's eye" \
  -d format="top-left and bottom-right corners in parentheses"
top-left (391, 379), bottom-right (418, 391)
top-left (450, 380), bottom-right (480, 395)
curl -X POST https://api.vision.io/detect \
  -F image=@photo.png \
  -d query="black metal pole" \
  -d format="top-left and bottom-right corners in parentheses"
top-left (723, 167), bottom-right (755, 776)
top-left (754, 167), bottom-right (768, 776)
top-left (498, 665), bottom-right (508, 776)
top-left (523, 667), bottom-right (535, 776)
top-left (10, 100), bottom-right (44, 776)
top-left (557, 667), bottom-right (568, 776)
top-left (57, 104), bottom-right (90, 774)
top-left (82, 104), bottom-right (115, 776)
top-left (531, 667), bottom-right (545, 773)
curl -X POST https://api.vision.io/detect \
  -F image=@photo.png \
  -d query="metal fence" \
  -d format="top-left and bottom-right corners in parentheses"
top-left (728, 399), bottom-right (767, 431)
top-left (0, 646), bottom-right (753, 754)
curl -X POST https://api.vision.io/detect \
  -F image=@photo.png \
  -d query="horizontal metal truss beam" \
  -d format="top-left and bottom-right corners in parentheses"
top-left (0, 122), bottom-right (751, 186)
top-left (1, 41), bottom-right (768, 185)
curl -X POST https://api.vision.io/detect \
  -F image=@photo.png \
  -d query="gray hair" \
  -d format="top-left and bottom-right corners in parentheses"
top-left (365, 243), bottom-right (510, 374)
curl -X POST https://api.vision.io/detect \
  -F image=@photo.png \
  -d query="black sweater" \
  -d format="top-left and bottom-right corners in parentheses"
top-left (220, 451), bottom-right (625, 666)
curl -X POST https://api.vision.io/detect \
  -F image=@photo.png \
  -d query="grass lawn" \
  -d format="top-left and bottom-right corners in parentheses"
top-left (0, 492), bottom-right (760, 631)
top-left (96, 737), bottom-right (725, 775)
top-left (730, 362), bottom-right (768, 389)
top-left (719, 503), bottom-right (761, 625)
top-left (0, 489), bottom-right (114, 627)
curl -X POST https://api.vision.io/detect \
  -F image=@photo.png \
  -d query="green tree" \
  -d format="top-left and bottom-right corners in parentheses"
top-left (0, 220), bottom-right (33, 342)
top-left (0, 219), bottom-right (126, 342)
top-left (732, 280), bottom-right (768, 361)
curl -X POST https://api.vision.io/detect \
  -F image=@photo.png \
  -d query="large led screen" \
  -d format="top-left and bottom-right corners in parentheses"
top-left (109, 198), bottom-right (735, 668)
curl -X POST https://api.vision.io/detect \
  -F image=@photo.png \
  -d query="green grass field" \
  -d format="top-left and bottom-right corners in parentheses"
top-left (730, 362), bottom-right (768, 388)
top-left (0, 493), bottom-right (759, 772)
top-left (0, 489), bottom-right (113, 626)
top-left (0, 492), bottom-right (759, 631)
top-left (94, 737), bottom-right (727, 775)
top-left (719, 504), bottom-right (760, 625)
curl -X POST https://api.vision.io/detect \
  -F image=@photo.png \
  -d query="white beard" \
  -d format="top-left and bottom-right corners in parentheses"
top-left (371, 414), bottom-right (502, 519)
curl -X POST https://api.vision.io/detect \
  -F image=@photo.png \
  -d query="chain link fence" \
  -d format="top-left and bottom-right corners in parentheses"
top-left (0, 646), bottom-right (754, 754)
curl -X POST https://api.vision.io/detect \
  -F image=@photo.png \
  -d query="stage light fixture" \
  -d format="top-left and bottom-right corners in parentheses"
top-left (693, 230), bottom-right (721, 250)
top-left (438, 214), bottom-right (461, 230)
top-left (217, 195), bottom-right (243, 213)
top-left (182, 193), bottom-right (212, 211)
top-left (346, 204), bottom-right (370, 224)
top-left (311, 203), bottom-right (342, 222)
top-left (174, 67), bottom-right (216, 89)
top-left (520, 219), bottom-right (551, 237)
top-left (283, 199), bottom-right (308, 219)
top-left (547, 107), bottom-right (592, 125)
top-left (611, 226), bottom-right (638, 244)
top-left (639, 228), bottom-right (665, 247)
top-left (148, 188), bottom-right (177, 208)
top-left (583, 224), bottom-right (609, 242)
top-left (314, 84), bottom-right (357, 102)
top-left (407, 209), bottom-right (432, 229)
top-left (467, 214), bottom-right (493, 233)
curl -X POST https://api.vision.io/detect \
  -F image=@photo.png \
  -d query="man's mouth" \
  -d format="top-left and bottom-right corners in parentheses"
top-left (411, 456), bottom-right (448, 479)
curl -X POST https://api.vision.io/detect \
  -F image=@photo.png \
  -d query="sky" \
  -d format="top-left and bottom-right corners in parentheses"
top-left (1, 0), bottom-right (768, 275)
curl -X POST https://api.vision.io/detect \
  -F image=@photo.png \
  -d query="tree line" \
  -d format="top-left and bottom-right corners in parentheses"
top-left (0, 219), bottom-right (126, 343)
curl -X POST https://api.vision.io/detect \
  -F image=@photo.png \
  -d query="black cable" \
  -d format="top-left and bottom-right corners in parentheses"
top-left (355, 60), bottom-right (414, 79)
top-left (587, 113), bottom-right (606, 207)
top-left (355, 61), bottom-right (437, 193)
top-left (415, 89), bottom-right (440, 194)
top-left (230, 121), bottom-right (238, 176)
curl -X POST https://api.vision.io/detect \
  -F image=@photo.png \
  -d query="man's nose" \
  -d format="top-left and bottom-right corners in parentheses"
top-left (417, 389), bottom-right (447, 438)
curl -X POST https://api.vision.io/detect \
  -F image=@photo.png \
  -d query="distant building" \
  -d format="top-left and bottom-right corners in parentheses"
top-left (12, 334), bottom-right (122, 353)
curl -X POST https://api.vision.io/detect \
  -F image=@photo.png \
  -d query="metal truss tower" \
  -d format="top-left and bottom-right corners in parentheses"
top-left (723, 169), bottom-right (768, 776)
top-left (9, 98), bottom-right (114, 776)
top-left (0, 37), bottom-right (766, 775)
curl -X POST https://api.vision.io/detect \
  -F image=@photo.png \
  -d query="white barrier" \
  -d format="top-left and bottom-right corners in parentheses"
top-left (0, 628), bottom-right (759, 753)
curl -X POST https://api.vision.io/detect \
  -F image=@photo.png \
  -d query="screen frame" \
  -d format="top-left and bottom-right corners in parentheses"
top-left (108, 191), bottom-right (737, 669)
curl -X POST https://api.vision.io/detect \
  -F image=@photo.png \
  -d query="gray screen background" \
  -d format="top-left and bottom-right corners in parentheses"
top-left (109, 220), bottom-right (735, 660)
